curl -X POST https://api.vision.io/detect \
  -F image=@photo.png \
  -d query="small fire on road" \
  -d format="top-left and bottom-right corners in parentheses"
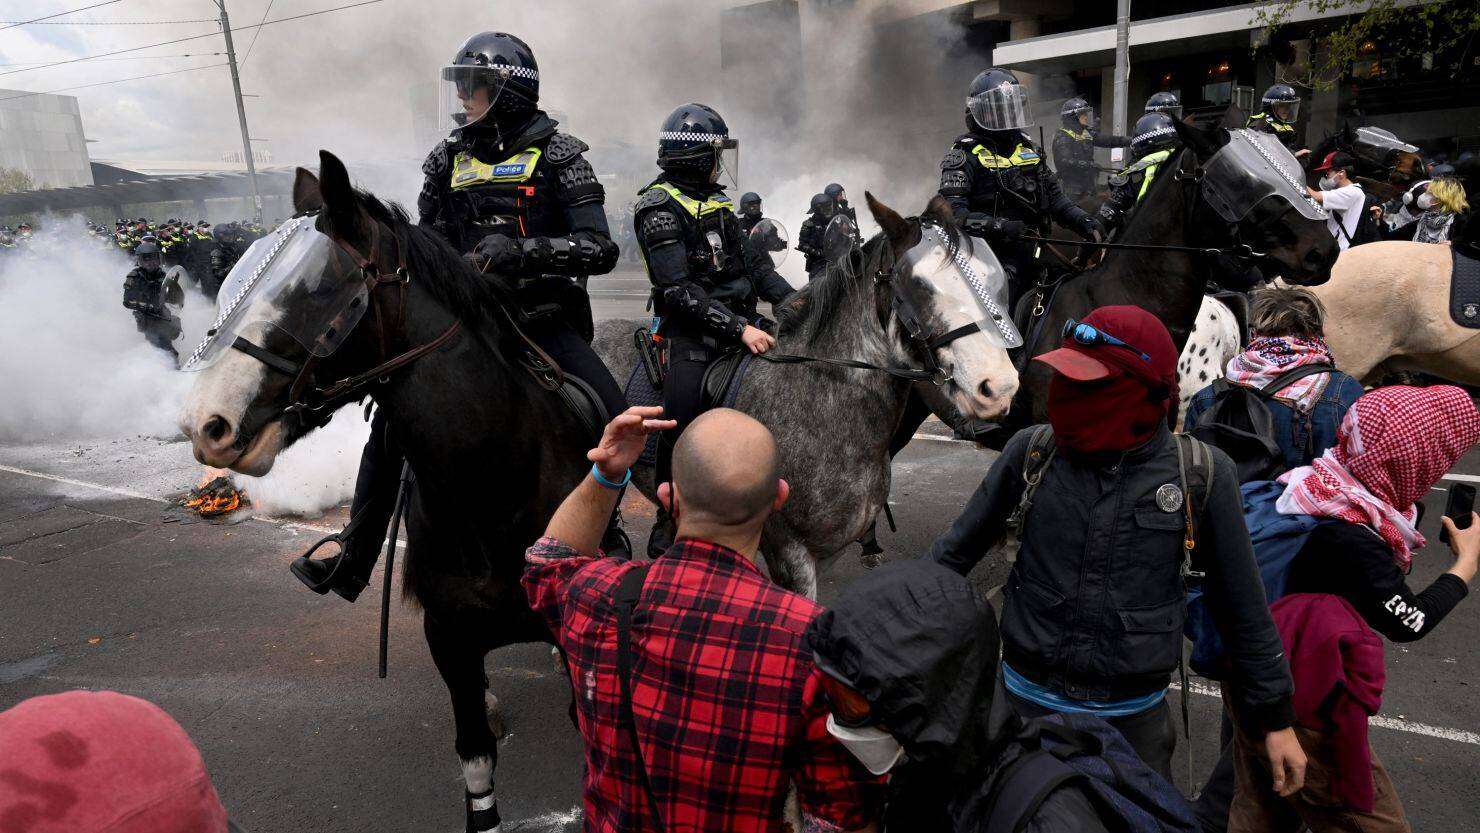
top-left (183, 470), bottom-right (246, 517)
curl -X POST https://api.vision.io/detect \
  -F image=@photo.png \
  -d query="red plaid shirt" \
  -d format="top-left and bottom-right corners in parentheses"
top-left (523, 536), bottom-right (884, 833)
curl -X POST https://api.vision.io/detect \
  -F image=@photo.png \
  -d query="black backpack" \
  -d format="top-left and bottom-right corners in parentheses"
top-left (1189, 364), bottom-right (1334, 483)
top-left (1333, 187), bottom-right (1382, 247)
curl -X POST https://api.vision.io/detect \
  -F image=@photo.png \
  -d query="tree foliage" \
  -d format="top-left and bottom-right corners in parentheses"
top-left (1255, 0), bottom-right (1480, 90)
top-left (0, 167), bottom-right (35, 195)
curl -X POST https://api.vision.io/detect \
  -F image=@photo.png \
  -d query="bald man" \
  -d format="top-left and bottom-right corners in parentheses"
top-left (522, 406), bottom-right (884, 833)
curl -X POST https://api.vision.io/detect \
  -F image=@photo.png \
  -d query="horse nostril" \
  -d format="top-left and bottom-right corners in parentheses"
top-left (978, 380), bottom-right (994, 400)
top-left (202, 415), bottom-right (232, 445)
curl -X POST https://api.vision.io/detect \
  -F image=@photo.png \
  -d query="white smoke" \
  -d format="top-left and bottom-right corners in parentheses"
top-left (233, 405), bottom-right (370, 518)
top-left (0, 215), bottom-right (208, 441)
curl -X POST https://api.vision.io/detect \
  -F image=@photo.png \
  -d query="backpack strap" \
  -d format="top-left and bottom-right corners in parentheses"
top-left (990, 426), bottom-right (1057, 602)
top-left (1172, 434), bottom-right (1216, 794)
top-left (985, 749), bottom-right (1087, 833)
top-left (615, 565), bottom-right (667, 833)
top-left (1257, 363), bottom-right (1336, 398)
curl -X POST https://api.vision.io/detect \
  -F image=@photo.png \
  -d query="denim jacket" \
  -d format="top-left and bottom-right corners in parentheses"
top-left (1184, 371), bottom-right (1364, 470)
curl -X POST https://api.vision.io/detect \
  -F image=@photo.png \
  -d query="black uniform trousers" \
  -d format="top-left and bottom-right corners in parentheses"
top-left (525, 319), bottom-right (628, 424)
top-left (655, 333), bottom-right (717, 488)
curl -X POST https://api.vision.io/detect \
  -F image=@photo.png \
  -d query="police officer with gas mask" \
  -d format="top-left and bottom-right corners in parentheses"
top-left (633, 102), bottom-right (783, 557)
top-left (122, 240), bottom-right (183, 362)
top-left (796, 192), bottom-right (837, 279)
top-left (292, 31), bottom-right (630, 602)
top-left (940, 68), bottom-right (1101, 310)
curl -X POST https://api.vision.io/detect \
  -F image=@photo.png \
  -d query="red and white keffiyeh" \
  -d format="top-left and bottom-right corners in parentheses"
top-left (1277, 385), bottom-right (1480, 570)
top-left (1224, 335), bottom-right (1335, 410)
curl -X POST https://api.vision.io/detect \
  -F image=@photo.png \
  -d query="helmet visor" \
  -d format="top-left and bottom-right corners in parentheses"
top-left (901, 224), bottom-right (1022, 349)
top-left (1148, 103), bottom-right (1183, 119)
top-left (1265, 98), bottom-right (1301, 123)
top-left (749, 218), bottom-right (788, 266)
top-left (968, 82), bottom-right (1031, 131)
top-left (438, 65), bottom-right (508, 133)
top-left (716, 139), bottom-right (739, 189)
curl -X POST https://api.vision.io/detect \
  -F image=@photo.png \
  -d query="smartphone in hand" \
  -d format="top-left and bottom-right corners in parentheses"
top-left (1440, 483), bottom-right (1475, 545)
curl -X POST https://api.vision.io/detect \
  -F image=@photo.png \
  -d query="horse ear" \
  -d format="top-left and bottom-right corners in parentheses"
top-left (866, 191), bottom-right (913, 250)
top-left (317, 150), bottom-right (369, 245)
top-left (293, 168), bottom-right (323, 213)
top-left (923, 195), bottom-right (955, 225)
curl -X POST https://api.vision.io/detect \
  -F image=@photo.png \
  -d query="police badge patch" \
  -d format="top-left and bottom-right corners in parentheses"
top-left (1466, 303), bottom-right (1478, 320)
top-left (942, 148), bottom-right (968, 170)
top-left (1155, 483), bottom-right (1183, 513)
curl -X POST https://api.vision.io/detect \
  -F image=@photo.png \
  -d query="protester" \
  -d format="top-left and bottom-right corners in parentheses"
top-left (1203, 385), bottom-right (1480, 833)
top-left (1307, 151), bottom-right (1370, 250)
top-left (1382, 176), bottom-right (1468, 244)
top-left (522, 405), bottom-right (884, 833)
top-left (929, 305), bottom-right (1306, 788)
top-left (1185, 287), bottom-right (1364, 473)
top-left (0, 690), bottom-right (237, 833)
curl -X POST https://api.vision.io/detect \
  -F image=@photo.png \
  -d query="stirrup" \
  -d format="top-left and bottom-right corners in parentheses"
top-left (293, 532), bottom-right (349, 592)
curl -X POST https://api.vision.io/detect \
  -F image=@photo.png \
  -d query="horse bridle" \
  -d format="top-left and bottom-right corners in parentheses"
top-left (226, 212), bottom-right (466, 426)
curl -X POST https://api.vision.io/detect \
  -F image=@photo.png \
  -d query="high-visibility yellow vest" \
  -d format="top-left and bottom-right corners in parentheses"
top-left (643, 181), bottom-right (734, 218)
top-left (450, 147), bottom-right (543, 190)
top-left (1135, 149), bottom-right (1173, 203)
top-left (969, 142), bottom-right (1042, 169)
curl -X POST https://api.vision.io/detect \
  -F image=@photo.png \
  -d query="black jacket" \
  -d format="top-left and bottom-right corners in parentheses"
top-left (939, 131), bottom-right (1095, 260)
top-left (931, 426), bottom-right (1295, 734)
top-left (1288, 521), bottom-right (1469, 642)
top-left (1051, 127), bottom-right (1128, 197)
top-left (796, 212), bottom-right (829, 275)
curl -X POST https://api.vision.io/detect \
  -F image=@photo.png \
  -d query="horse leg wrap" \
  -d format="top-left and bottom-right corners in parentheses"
top-left (465, 788), bottom-right (501, 833)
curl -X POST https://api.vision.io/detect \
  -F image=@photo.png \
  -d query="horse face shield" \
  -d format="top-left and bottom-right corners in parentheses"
top-left (1201, 129), bottom-right (1326, 225)
top-left (182, 216), bottom-right (367, 372)
top-left (900, 225), bottom-right (1022, 349)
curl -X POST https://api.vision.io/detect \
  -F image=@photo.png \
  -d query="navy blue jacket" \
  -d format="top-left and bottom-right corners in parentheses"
top-left (1184, 370), bottom-right (1364, 471)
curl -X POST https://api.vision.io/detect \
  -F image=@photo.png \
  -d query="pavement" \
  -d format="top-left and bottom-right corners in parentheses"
top-left (3, 283), bottom-right (1480, 831)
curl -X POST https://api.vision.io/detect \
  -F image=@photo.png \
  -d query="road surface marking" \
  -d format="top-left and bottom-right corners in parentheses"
top-left (1172, 679), bottom-right (1479, 745)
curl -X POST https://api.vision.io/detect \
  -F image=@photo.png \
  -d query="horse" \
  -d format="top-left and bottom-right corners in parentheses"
top-left (180, 151), bottom-right (629, 830)
top-left (1312, 241), bottom-right (1480, 384)
top-left (595, 193), bottom-right (1020, 597)
top-left (1005, 120), bottom-right (1340, 433)
top-left (1309, 123), bottom-right (1427, 203)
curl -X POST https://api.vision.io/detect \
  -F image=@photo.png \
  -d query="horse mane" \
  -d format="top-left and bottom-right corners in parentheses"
top-left (776, 242), bottom-right (867, 343)
top-left (356, 191), bottom-right (520, 360)
top-left (1114, 145), bottom-right (1192, 244)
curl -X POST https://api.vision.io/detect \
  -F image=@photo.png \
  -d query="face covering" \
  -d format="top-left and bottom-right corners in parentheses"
top-left (1047, 371), bottom-right (1169, 454)
top-left (1416, 192), bottom-right (1435, 210)
top-left (1318, 175), bottom-right (1339, 190)
top-left (826, 714), bottom-right (904, 775)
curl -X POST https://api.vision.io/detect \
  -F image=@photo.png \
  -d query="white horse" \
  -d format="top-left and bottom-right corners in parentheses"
top-left (1176, 295), bottom-right (1243, 420)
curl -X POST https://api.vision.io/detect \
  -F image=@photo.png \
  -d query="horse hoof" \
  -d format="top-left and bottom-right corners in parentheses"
top-left (859, 551), bottom-right (885, 569)
top-left (485, 691), bottom-right (508, 741)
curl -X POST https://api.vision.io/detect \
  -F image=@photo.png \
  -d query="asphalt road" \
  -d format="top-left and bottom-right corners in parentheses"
top-left (3, 284), bottom-right (1479, 831)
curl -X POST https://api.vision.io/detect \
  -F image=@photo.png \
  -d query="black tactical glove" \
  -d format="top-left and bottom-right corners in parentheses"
top-left (471, 233), bottom-right (525, 274)
top-left (963, 213), bottom-right (1026, 242)
top-left (1077, 215), bottom-right (1104, 243)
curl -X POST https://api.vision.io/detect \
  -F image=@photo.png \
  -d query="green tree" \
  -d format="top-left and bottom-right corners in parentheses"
top-left (1255, 0), bottom-right (1480, 90)
top-left (0, 167), bottom-right (35, 195)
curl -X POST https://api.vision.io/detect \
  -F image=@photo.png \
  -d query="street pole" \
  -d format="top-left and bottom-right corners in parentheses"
top-left (216, 0), bottom-right (262, 223)
top-left (1112, 0), bottom-right (1131, 161)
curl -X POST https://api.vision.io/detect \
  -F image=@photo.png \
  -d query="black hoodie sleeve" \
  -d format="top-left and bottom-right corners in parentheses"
top-left (1198, 447), bottom-right (1296, 734)
top-left (929, 428), bottom-right (1031, 575)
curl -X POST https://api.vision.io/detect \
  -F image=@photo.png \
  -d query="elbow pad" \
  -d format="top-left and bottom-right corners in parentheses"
top-left (522, 234), bottom-right (619, 274)
top-left (639, 211), bottom-right (683, 248)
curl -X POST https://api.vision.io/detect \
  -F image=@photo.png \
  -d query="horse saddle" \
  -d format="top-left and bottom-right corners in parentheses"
top-left (1210, 290), bottom-right (1251, 346)
top-left (1449, 250), bottom-right (1480, 330)
top-left (557, 374), bottom-right (610, 448)
top-left (700, 349), bottom-right (753, 413)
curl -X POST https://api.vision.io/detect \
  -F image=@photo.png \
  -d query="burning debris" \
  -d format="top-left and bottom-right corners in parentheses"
top-left (182, 472), bottom-right (247, 518)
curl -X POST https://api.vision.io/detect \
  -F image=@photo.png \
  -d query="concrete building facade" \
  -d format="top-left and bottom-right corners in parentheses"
top-left (0, 89), bottom-right (93, 190)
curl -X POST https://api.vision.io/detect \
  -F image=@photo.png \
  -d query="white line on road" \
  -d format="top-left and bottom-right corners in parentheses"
top-left (1172, 679), bottom-right (1480, 745)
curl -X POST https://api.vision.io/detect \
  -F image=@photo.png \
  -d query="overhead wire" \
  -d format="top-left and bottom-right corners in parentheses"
top-left (0, 52), bottom-right (224, 67)
top-left (0, 0), bottom-right (386, 79)
top-left (0, 62), bottom-right (230, 102)
top-left (238, 0), bottom-right (276, 68)
top-left (0, 0), bottom-right (124, 33)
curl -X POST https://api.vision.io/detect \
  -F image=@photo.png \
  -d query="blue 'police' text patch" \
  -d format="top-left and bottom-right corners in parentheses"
top-left (492, 164), bottom-right (526, 177)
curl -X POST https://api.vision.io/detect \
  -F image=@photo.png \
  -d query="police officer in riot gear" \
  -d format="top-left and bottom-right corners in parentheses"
top-left (1145, 91), bottom-right (1182, 119)
top-left (824, 182), bottom-right (857, 226)
top-left (291, 32), bottom-right (629, 629)
top-left (738, 191), bottom-right (763, 236)
top-left (940, 68), bottom-right (1100, 311)
top-left (796, 192), bottom-right (836, 279)
top-left (1050, 96), bottom-right (1129, 201)
top-left (122, 240), bottom-right (183, 362)
top-left (633, 102), bottom-right (782, 556)
top-left (1096, 112), bottom-right (1181, 237)
top-left (1247, 84), bottom-right (1305, 154)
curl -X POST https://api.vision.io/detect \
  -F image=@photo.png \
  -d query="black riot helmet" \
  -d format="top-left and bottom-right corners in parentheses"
top-left (1145, 91), bottom-right (1182, 120)
top-left (810, 193), bottom-right (836, 218)
top-left (134, 240), bottom-right (161, 269)
top-left (657, 102), bottom-right (738, 187)
top-left (1261, 83), bottom-right (1300, 124)
top-left (739, 191), bottom-right (762, 218)
top-left (1060, 97), bottom-right (1094, 130)
top-left (439, 32), bottom-right (539, 136)
top-left (823, 182), bottom-right (847, 205)
top-left (1129, 112), bottom-right (1179, 159)
top-left (966, 67), bottom-right (1030, 133)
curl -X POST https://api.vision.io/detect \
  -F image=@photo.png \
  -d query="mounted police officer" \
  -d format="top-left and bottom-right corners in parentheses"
top-left (1246, 84), bottom-right (1307, 156)
top-left (940, 68), bottom-right (1101, 311)
top-left (796, 192), bottom-right (836, 279)
top-left (1145, 91), bottom-right (1182, 119)
top-left (632, 102), bottom-right (784, 556)
top-left (824, 182), bottom-right (857, 226)
top-left (291, 31), bottom-right (629, 601)
top-left (1050, 97), bottom-right (1129, 202)
top-left (122, 240), bottom-right (182, 363)
top-left (1096, 112), bottom-right (1181, 237)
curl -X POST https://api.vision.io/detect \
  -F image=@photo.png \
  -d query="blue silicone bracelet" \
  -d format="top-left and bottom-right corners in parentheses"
top-left (591, 462), bottom-right (631, 489)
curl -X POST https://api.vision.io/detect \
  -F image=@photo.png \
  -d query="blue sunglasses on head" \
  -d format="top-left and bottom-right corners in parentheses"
top-left (1061, 319), bottom-right (1152, 363)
